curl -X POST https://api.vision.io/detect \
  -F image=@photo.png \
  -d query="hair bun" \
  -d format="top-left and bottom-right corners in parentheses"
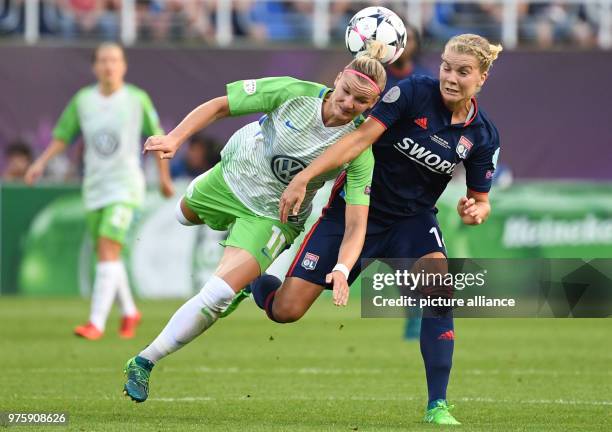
top-left (357, 40), bottom-right (387, 63)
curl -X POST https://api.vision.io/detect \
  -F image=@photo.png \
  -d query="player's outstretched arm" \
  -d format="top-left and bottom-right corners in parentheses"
top-left (279, 118), bottom-right (385, 222)
top-left (456, 190), bottom-right (491, 225)
top-left (144, 96), bottom-right (230, 159)
top-left (327, 204), bottom-right (369, 306)
top-left (24, 139), bottom-right (67, 185)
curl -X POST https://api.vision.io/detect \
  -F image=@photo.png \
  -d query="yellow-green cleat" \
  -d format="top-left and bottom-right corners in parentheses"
top-left (424, 400), bottom-right (461, 425)
top-left (219, 287), bottom-right (251, 318)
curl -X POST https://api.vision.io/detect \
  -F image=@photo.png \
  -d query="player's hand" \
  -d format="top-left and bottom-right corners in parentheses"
top-left (326, 271), bottom-right (349, 306)
top-left (159, 176), bottom-right (175, 198)
top-left (24, 160), bottom-right (45, 185)
top-left (279, 174), bottom-right (308, 223)
top-left (457, 196), bottom-right (484, 225)
top-left (144, 135), bottom-right (179, 159)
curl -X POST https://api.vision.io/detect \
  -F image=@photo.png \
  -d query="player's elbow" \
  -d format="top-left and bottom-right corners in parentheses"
top-left (341, 139), bottom-right (367, 166)
top-left (343, 146), bottom-right (362, 165)
top-left (344, 210), bottom-right (368, 242)
top-left (211, 96), bottom-right (231, 120)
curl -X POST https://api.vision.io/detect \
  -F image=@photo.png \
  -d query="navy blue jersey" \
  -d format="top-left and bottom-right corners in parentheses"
top-left (367, 75), bottom-right (500, 226)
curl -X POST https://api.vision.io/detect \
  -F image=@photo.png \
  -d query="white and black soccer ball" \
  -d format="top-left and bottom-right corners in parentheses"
top-left (345, 6), bottom-right (407, 64)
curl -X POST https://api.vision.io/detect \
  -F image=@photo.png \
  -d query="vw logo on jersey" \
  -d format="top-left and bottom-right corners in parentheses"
top-left (271, 155), bottom-right (307, 185)
top-left (92, 130), bottom-right (119, 157)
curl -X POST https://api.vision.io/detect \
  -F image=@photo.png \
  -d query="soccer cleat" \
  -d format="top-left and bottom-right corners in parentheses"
top-left (119, 312), bottom-right (142, 339)
top-left (123, 356), bottom-right (154, 403)
top-left (424, 400), bottom-right (461, 425)
top-left (219, 286), bottom-right (251, 318)
top-left (74, 322), bottom-right (103, 340)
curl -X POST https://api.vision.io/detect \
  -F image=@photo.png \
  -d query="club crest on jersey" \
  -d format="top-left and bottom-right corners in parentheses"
top-left (456, 136), bottom-right (473, 159)
top-left (302, 252), bottom-right (319, 271)
top-left (92, 130), bottom-right (119, 157)
top-left (271, 155), bottom-right (307, 185)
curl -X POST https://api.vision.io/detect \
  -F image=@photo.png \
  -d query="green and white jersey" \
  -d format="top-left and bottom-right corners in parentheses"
top-left (222, 76), bottom-right (374, 227)
top-left (53, 84), bottom-right (163, 210)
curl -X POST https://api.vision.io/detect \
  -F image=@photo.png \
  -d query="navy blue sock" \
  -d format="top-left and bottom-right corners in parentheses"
top-left (249, 274), bottom-right (282, 321)
top-left (420, 307), bottom-right (454, 409)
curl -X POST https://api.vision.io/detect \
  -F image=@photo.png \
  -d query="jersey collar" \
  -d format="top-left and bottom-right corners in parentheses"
top-left (463, 97), bottom-right (478, 127)
top-left (437, 91), bottom-right (481, 128)
top-left (96, 83), bottom-right (125, 99)
top-left (319, 87), bottom-right (332, 99)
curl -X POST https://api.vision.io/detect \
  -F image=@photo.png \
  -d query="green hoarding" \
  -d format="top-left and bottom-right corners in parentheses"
top-left (2, 181), bottom-right (612, 297)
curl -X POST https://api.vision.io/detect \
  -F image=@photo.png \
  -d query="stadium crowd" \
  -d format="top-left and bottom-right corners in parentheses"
top-left (0, 0), bottom-right (602, 48)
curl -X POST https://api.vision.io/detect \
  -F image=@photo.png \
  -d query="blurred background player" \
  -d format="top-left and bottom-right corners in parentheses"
top-left (384, 21), bottom-right (432, 91)
top-left (2, 139), bottom-right (32, 181)
top-left (122, 47), bottom-right (386, 403)
top-left (252, 33), bottom-right (502, 425)
top-left (24, 42), bottom-right (174, 340)
top-left (169, 133), bottom-right (221, 180)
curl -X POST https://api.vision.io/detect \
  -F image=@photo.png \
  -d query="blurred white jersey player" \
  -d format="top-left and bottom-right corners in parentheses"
top-left (25, 43), bottom-right (174, 340)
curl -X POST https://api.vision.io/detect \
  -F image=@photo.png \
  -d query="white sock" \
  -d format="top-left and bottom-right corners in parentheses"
top-left (115, 261), bottom-right (138, 317)
top-left (89, 262), bottom-right (120, 331)
top-left (139, 275), bottom-right (235, 363)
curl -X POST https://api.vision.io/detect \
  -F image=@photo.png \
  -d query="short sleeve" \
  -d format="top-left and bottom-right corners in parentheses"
top-left (138, 90), bottom-right (164, 136)
top-left (368, 77), bottom-right (416, 129)
top-left (344, 146), bottom-right (374, 206)
top-left (464, 128), bottom-right (500, 193)
top-left (52, 93), bottom-right (81, 144)
top-left (226, 77), bottom-right (327, 116)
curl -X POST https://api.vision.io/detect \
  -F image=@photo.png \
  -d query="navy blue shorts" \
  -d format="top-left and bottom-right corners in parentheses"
top-left (287, 177), bottom-right (447, 288)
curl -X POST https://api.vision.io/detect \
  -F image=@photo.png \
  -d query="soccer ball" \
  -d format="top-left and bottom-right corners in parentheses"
top-left (345, 6), bottom-right (407, 64)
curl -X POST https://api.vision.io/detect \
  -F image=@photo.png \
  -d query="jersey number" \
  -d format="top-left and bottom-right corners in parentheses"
top-left (110, 206), bottom-right (133, 230)
top-left (265, 226), bottom-right (286, 259)
top-left (429, 227), bottom-right (445, 248)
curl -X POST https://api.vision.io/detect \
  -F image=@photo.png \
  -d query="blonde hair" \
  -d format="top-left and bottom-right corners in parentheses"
top-left (345, 40), bottom-right (387, 93)
top-left (444, 34), bottom-right (502, 73)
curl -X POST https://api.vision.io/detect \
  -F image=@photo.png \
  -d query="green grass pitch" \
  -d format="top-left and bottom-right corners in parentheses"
top-left (0, 297), bottom-right (610, 431)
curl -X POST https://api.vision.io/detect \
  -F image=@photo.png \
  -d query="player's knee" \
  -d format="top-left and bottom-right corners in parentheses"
top-left (97, 237), bottom-right (122, 261)
top-left (271, 302), bottom-right (307, 323)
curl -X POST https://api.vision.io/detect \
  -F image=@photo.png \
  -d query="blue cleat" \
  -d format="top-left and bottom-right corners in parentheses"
top-left (404, 317), bottom-right (422, 340)
top-left (123, 356), bottom-right (154, 403)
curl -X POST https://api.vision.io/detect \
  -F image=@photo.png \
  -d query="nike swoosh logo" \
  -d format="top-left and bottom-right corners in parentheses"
top-left (261, 248), bottom-right (272, 259)
top-left (285, 120), bottom-right (300, 132)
